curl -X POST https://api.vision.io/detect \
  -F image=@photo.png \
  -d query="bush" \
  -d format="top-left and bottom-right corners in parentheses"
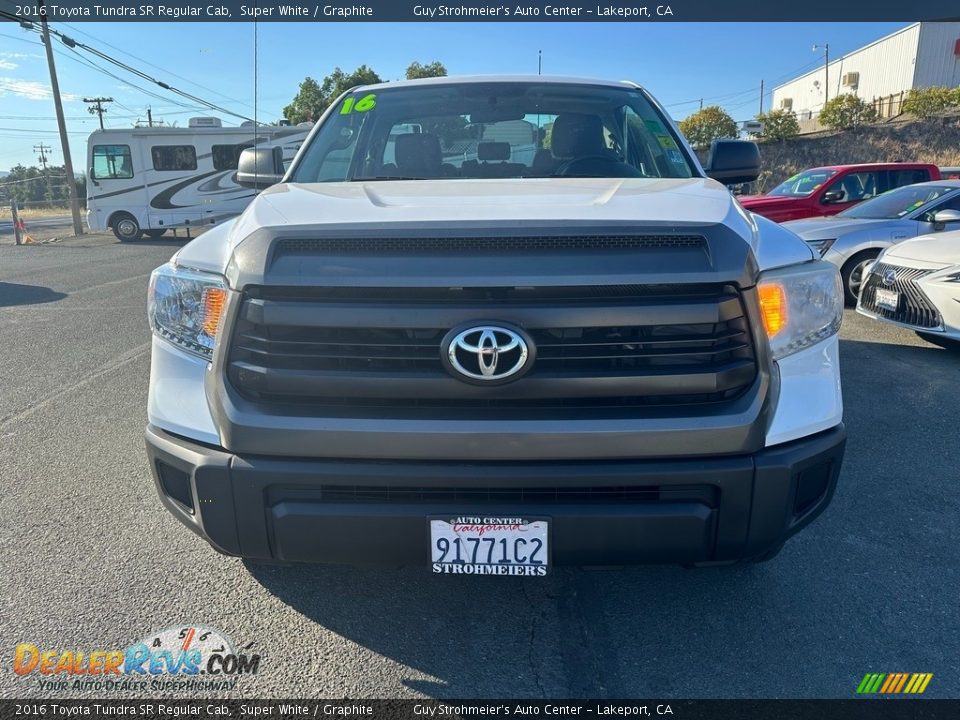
top-left (902, 86), bottom-right (960, 119)
top-left (677, 105), bottom-right (739, 149)
top-left (755, 109), bottom-right (800, 141)
top-left (818, 94), bottom-right (878, 130)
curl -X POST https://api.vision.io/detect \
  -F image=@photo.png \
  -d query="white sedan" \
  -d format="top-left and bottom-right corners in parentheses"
top-left (857, 227), bottom-right (960, 349)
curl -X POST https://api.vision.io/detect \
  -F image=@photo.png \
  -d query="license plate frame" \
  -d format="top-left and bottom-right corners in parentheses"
top-left (429, 516), bottom-right (550, 576)
top-left (875, 287), bottom-right (900, 311)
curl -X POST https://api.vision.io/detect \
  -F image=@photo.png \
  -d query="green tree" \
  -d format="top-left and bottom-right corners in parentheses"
top-left (677, 106), bottom-right (739, 149)
top-left (818, 93), bottom-right (877, 131)
top-left (902, 86), bottom-right (960, 119)
top-left (405, 61), bottom-right (447, 80)
top-left (755, 109), bottom-right (800, 141)
top-left (1, 164), bottom-right (82, 207)
top-left (282, 65), bottom-right (383, 124)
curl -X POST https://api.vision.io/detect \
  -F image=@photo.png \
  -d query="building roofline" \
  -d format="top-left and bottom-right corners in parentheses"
top-left (772, 22), bottom-right (921, 93)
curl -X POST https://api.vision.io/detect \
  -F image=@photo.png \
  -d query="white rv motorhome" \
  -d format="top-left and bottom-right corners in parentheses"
top-left (86, 118), bottom-right (312, 241)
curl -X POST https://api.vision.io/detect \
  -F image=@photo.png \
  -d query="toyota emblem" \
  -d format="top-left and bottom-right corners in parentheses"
top-left (442, 324), bottom-right (533, 383)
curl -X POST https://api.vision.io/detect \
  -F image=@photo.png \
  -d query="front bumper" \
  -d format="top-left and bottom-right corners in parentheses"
top-left (146, 423), bottom-right (845, 566)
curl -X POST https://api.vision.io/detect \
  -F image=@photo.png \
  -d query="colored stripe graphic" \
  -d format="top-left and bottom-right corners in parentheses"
top-left (857, 672), bottom-right (932, 694)
top-left (879, 674), bottom-right (897, 693)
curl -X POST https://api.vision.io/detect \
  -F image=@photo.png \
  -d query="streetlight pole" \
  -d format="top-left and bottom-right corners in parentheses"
top-left (813, 43), bottom-right (830, 107)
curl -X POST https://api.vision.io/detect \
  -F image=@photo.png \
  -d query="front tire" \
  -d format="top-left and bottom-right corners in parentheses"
top-left (916, 332), bottom-right (960, 351)
top-left (840, 251), bottom-right (879, 306)
top-left (111, 212), bottom-right (142, 242)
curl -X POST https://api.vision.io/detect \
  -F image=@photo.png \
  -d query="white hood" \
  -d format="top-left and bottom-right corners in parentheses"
top-left (242, 177), bottom-right (738, 229)
top-left (174, 177), bottom-right (814, 275)
top-left (883, 228), bottom-right (960, 267)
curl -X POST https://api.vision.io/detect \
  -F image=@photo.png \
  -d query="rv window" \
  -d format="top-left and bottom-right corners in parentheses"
top-left (212, 143), bottom-right (253, 171)
top-left (92, 145), bottom-right (133, 179)
top-left (151, 145), bottom-right (198, 171)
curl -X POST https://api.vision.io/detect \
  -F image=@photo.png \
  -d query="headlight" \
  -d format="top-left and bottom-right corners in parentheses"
top-left (945, 271), bottom-right (960, 283)
top-left (757, 261), bottom-right (843, 360)
top-left (806, 238), bottom-right (836, 257)
top-left (148, 263), bottom-right (227, 360)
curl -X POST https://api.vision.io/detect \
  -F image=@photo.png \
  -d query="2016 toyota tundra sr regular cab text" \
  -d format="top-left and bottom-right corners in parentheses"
top-left (145, 76), bottom-right (846, 572)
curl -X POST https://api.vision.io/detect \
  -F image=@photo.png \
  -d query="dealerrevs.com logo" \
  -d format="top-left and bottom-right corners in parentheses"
top-left (14, 625), bottom-right (261, 692)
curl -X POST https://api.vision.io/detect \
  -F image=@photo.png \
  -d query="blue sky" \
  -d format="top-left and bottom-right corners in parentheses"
top-left (0, 21), bottom-right (907, 172)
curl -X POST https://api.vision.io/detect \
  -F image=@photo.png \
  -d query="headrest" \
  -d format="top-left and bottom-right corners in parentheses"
top-left (395, 133), bottom-right (441, 169)
top-left (477, 141), bottom-right (511, 162)
top-left (550, 114), bottom-right (605, 158)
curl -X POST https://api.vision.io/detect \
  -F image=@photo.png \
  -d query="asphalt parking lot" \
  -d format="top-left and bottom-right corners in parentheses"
top-left (0, 234), bottom-right (957, 700)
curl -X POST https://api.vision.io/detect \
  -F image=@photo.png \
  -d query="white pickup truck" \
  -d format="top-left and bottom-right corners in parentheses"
top-left (145, 76), bottom-right (845, 572)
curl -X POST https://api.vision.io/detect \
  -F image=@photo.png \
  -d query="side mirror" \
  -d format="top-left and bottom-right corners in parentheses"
top-left (237, 146), bottom-right (284, 189)
top-left (822, 189), bottom-right (845, 204)
top-left (933, 208), bottom-right (960, 230)
top-left (89, 167), bottom-right (99, 187)
top-left (704, 140), bottom-right (760, 185)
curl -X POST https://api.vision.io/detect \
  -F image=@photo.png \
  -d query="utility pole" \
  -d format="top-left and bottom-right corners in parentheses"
top-left (699, 98), bottom-right (703, 111)
top-left (83, 96), bottom-right (113, 129)
top-left (758, 80), bottom-right (764, 115)
top-left (813, 43), bottom-right (830, 106)
top-left (33, 143), bottom-right (51, 170)
top-left (147, 107), bottom-right (153, 127)
top-left (39, 0), bottom-right (83, 236)
top-left (537, 50), bottom-right (542, 76)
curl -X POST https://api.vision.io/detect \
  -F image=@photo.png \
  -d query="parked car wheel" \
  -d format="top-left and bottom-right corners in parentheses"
top-left (916, 332), bottom-right (960, 352)
top-left (111, 212), bottom-right (142, 242)
top-left (840, 250), bottom-right (879, 306)
top-left (145, 229), bottom-right (167, 239)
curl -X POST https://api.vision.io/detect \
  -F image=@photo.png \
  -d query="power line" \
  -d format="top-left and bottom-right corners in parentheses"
top-left (59, 21), bottom-right (269, 115)
top-left (1, 12), bottom-right (257, 122)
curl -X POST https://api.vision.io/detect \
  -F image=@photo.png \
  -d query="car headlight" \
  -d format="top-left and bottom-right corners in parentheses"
top-left (148, 263), bottom-right (228, 360)
top-left (757, 261), bottom-right (843, 360)
top-left (806, 238), bottom-right (836, 257)
top-left (945, 271), bottom-right (960, 283)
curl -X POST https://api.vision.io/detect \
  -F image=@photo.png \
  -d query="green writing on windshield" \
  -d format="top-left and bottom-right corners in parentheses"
top-left (340, 94), bottom-right (377, 115)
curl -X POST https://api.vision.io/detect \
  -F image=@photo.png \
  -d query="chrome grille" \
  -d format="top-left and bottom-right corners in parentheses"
top-left (860, 262), bottom-right (941, 329)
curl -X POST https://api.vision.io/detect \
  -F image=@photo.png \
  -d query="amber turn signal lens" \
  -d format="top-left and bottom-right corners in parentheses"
top-left (758, 283), bottom-right (787, 338)
top-left (201, 287), bottom-right (226, 337)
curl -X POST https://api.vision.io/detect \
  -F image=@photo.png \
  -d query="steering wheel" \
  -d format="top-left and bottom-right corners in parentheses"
top-left (555, 155), bottom-right (645, 178)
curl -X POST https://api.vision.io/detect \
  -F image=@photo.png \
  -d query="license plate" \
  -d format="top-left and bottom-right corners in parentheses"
top-left (875, 287), bottom-right (900, 311)
top-left (429, 516), bottom-right (549, 576)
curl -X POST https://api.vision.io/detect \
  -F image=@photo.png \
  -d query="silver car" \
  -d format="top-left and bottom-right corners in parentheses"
top-left (785, 180), bottom-right (960, 304)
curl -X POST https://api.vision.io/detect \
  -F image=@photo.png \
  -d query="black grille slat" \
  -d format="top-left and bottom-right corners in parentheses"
top-left (274, 235), bottom-right (708, 255)
top-left (227, 283), bottom-right (758, 417)
top-left (271, 484), bottom-right (720, 508)
top-left (859, 262), bottom-right (941, 329)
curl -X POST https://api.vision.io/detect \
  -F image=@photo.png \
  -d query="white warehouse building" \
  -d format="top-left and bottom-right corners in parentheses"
top-left (772, 22), bottom-right (960, 125)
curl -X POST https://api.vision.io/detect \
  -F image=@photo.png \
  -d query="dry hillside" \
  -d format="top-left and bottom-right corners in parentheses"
top-left (753, 112), bottom-right (960, 193)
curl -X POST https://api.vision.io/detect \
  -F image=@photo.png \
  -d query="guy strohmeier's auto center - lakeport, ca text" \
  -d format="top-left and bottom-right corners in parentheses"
top-left (20, 3), bottom-right (673, 19)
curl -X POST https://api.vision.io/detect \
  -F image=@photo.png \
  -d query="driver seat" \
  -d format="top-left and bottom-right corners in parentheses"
top-left (550, 113), bottom-right (607, 160)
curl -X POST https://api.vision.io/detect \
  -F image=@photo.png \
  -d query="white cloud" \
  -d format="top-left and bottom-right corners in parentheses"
top-left (0, 77), bottom-right (79, 102)
top-left (0, 51), bottom-right (43, 60)
top-left (0, 60), bottom-right (18, 70)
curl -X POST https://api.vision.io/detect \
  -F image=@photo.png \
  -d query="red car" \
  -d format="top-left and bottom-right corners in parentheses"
top-left (739, 163), bottom-right (941, 223)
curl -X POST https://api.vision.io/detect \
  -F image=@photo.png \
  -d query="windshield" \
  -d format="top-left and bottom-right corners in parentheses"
top-left (838, 184), bottom-right (957, 219)
top-left (767, 169), bottom-right (838, 197)
top-left (290, 82), bottom-right (696, 182)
